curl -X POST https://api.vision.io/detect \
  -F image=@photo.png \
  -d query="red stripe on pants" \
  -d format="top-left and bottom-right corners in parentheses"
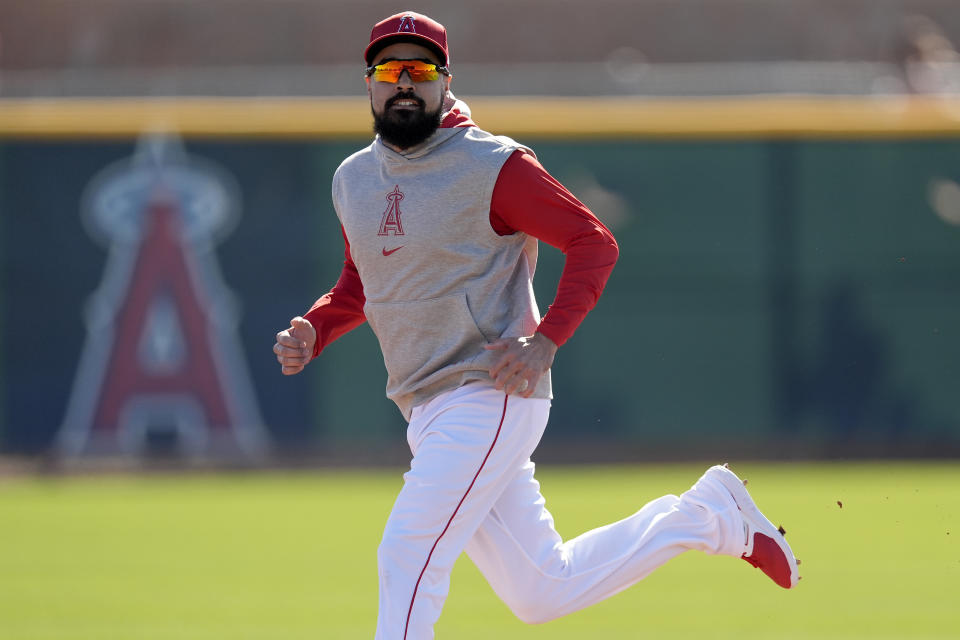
top-left (403, 394), bottom-right (509, 639)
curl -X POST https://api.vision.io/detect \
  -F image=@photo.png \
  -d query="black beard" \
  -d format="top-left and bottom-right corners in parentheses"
top-left (373, 93), bottom-right (443, 150)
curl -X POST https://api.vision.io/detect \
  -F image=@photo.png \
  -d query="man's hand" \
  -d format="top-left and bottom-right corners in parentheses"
top-left (273, 316), bottom-right (317, 375)
top-left (485, 333), bottom-right (558, 397)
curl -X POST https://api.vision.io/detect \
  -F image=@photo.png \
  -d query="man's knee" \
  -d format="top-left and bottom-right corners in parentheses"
top-left (377, 528), bottom-right (440, 579)
top-left (377, 533), bottom-right (409, 571)
top-left (504, 592), bottom-right (560, 625)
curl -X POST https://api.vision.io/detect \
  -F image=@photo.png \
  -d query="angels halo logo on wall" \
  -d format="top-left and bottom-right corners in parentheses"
top-left (55, 133), bottom-right (270, 461)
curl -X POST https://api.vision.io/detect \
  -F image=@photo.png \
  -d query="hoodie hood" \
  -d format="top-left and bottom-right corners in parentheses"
top-left (375, 91), bottom-right (476, 161)
top-left (439, 92), bottom-right (476, 129)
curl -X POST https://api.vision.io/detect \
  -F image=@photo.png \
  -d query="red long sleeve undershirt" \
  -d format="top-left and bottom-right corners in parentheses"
top-left (304, 149), bottom-right (619, 357)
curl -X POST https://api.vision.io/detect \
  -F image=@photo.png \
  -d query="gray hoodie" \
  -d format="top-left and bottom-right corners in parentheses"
top-left (332, 100), bottom-right (552, 419)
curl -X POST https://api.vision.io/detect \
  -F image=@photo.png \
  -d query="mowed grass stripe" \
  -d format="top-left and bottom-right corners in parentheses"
top-left (1, 462), bottom-right (957, 639)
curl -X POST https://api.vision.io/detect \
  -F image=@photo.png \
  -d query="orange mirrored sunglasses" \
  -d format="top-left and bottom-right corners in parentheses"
top-left (365, 59), bottom-right (450, 83)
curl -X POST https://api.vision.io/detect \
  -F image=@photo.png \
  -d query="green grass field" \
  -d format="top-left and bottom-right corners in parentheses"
top-left (1, 461), bottom-right (957, 639)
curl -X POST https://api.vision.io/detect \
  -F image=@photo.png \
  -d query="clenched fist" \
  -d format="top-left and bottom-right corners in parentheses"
top-left (273, 316), bottom-right (317, 375)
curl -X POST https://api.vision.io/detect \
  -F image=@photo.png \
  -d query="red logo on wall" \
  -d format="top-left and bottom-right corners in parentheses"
top-left (56, 134), bottom-right (269, 460)
top-left (378, 185), bottom-right (405, 236)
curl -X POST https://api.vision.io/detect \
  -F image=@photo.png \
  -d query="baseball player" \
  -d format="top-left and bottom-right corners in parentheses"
top-left (273, 11), bottom-right (799, 639)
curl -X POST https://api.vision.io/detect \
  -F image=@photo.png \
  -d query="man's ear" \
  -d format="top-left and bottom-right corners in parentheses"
top-left (366, 77), bottom-right (372, 97)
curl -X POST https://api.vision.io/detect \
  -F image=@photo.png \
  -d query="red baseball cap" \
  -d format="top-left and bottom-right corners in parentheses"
top-left (364, 11), bottom-right (449, 66)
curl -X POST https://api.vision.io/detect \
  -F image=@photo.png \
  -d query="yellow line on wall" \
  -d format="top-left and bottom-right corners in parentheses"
top-left (2, 96), bottom-right (960, 139)
top-left (0, 97), bottom-right (369, 139)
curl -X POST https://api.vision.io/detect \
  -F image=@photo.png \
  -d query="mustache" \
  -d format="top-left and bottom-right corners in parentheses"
top-left (386, 92), bottom-right (426, 109)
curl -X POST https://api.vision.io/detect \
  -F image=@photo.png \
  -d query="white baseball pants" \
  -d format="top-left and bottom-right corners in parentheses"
top-left (375, 383), bottom-right (746, 639)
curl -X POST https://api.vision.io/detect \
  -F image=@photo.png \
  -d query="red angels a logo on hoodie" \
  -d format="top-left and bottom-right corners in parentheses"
top-left (378, 185), bottom-right (405, 236)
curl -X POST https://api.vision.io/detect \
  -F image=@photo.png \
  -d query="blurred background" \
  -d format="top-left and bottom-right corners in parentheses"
top-left (1, 0), bottom-right (959, 469)
top-left (4, 0), bottom-right (960, 97)
top-left (1, 3), bottom-right (959, 639)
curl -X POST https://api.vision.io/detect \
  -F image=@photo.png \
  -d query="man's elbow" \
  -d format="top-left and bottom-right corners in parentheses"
top-left (600, 227), bottom-right (619, 266)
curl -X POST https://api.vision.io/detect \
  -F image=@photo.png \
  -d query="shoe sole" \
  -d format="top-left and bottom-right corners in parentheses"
top-left (706, 464), bottom-right (800, 589)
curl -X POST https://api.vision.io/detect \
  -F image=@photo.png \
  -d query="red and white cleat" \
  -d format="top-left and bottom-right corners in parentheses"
top-left (707, 464), bottom-right (800, 589)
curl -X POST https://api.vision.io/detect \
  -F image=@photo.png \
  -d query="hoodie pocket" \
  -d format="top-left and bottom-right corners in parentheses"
top-left (364, 291), bottom-right (488, 388)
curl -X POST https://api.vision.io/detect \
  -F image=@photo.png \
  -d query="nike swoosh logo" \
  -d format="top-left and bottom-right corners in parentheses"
top-left (382, 246), bottom-right (405, 256)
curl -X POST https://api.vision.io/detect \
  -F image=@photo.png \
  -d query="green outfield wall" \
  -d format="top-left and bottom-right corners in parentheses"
top-left (1, 98), bottom-right (958, 461)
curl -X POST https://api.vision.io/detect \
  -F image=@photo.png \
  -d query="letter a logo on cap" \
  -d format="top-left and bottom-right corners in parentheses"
top-left (398, 15), bottom-right (416, 33)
